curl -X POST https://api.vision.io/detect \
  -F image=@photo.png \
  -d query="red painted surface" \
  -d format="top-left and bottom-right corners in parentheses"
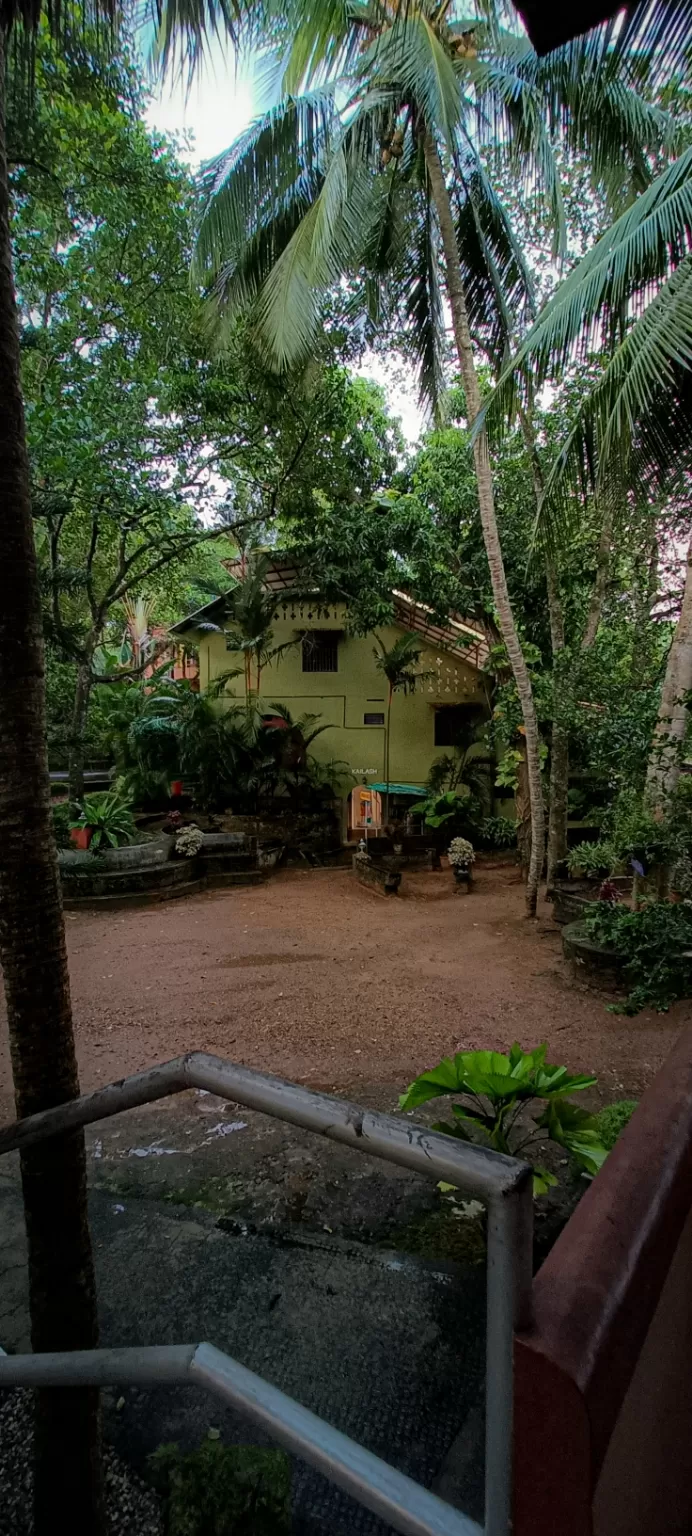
top-left (70, 825), bottom-right (92, 850)
top-left (514, 1024), bottom-right (692, 1536)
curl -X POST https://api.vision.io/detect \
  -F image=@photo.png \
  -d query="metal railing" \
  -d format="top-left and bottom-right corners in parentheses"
top-left (0, 1053), bottom-right (533, 1536)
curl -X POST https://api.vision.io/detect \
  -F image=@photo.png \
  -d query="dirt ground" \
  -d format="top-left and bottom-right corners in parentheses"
top-left (1, 860), bottom-right (689, 1122)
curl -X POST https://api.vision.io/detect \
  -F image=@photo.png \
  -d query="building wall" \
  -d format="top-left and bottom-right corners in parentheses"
top-left (195, 603), bottom-right (489, 794)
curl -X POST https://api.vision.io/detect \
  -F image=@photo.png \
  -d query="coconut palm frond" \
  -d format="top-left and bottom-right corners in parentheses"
top-left (453, 140), bottom-right (536, 368)
top-left (611, 0), bottom-right (692, 88)
top-left (486, 143), bottom-right (692, 432)
top-left (533, 257), bottom-right (692, 534)
top-left (194, 89), bottom-right (338, 280)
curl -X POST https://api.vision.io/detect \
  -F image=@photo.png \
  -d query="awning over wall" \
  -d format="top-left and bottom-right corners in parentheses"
top-left (367, 783), bottom-right (427, 797)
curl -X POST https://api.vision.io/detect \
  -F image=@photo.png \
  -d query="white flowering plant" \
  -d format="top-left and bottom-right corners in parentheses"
top-left (447, 837), bottom-right (475, 868)
top-left (174, 825), bottom-right (204, 859)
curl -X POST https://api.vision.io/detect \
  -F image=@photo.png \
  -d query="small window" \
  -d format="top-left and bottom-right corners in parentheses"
top-left (302, 630), bottom-right (338, 673)
top-left (364, 712), bottom-right (385, 726)
top-left (434, 703), bottom-right (485, 747)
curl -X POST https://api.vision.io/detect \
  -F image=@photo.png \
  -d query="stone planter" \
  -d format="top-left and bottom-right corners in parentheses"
top-left (452, 864), bottom-right (473, 892)
top-left (549, 877), bottom-right (632, 926)
top-left (549, 880), bottom-right (597, 926)
top-left (352, 852), bottom-right (401, 896)
top-left (562, 920), bottom-right (624, 988)
top-left (198, 831), bottom-right (265, 887)
top-left (58, 828), bottom-right (270, 907)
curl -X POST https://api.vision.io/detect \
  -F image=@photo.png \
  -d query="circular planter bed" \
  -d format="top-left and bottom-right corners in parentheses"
top-left (562, 920), bottom-right (624, 988)
top-left (58, 834), bottom-right (201, 909)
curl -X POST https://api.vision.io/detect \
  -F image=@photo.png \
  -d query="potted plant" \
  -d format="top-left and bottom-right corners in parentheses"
top-left (173, 824), bottom-right (204, 859)
top-left (447, 836), bottom-right (475, 889)
top-left (70, 790), bottom-right (136, 853)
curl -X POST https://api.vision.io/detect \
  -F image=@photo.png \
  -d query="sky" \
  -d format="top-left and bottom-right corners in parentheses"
top-left (146, 54), bottom-right (425, 444)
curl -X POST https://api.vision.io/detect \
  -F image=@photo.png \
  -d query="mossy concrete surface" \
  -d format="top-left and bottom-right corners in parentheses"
top-left (0, 1090), bottom-right (487, 1534)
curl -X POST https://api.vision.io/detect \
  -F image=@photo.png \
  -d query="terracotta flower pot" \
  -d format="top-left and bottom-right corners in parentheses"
top-left (70, 825), bottom-right (93, 851)
top-left (170, 779), bottom-right (184, 798)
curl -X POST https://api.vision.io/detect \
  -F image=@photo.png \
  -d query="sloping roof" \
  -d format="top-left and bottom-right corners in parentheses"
top-left (516, 1), bottom-right (622, 53)
top-left (172, 553), bottom-right (491, 671)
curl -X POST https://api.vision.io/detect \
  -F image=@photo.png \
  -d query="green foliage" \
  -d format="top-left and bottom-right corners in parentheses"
top-left (566, 840), bottom-right (617, 878)
top-left (478, 815), bottom-right (517, 849)
top-left (584, 899), bottom-right (692, 1014)
top-left (400, 1043), bottom-right (607, 1196)
top-left (567, 782), bottom-right (692, 879)
top-left (148, 1439), bottom-right (292, 1536)
top-left (494, 749), bottom-right (523, 792)
top-left (602, 787), bottom-right (670, 872)
top-left (71, 789), bottom-right (135, 851)
top-left (597, 1099), bottom-right (638, 1150)
top-left (412, 790), bottom-right (473, 835)
top-left (373, 633), bottom-right (424, 695)
top-left (115, 675), bottom-right (344, 816)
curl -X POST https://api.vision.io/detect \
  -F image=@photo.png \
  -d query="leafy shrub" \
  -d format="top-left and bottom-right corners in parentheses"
top-left (597, 1099), bottom-right (638, 1150)
top-left (584, 899), bottom-right (692, 1013)
top-left (174, 825), bottom-right (204, 859)
top-left (52, 801), bottom-right (72, 848)
top-left (400, 1043), bottom-right (607, 1196)
top-left (566, 840), bottom-right (616, 878)
top-left (149, 1440), bottom-right (292, 1535)
top-left (479, 815), bottom-right (516, 849)
top-left (71, 790), bottom-right (135, 852)
top-left (448, 837), bottom-right (475, 867)
top-left (604, 787), bottom-right (669, 873)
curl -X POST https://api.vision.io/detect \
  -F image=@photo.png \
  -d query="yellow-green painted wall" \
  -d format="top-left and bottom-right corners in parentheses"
top-left (192, 602), bottom-right (489, 814)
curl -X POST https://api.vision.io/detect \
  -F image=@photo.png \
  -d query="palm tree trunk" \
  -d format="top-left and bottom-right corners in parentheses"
top-left (516, 404), bottom-right (569, 888)
top-left (424, 134), bottom-right (545, 914)
top-left (582, 500), bottom-right (613, 650)
top-left (68, 654), bottom-right (94, 805)
top-left (544, 556), bottom-right (570, 886)
top-left (0, 44), bottom-right (104, 1534)
top-left (646, 531), bottom-right (692, 806)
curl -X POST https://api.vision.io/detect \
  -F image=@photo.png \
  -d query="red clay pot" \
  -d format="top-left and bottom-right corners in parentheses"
top-left (170, 780), bottom-right (183, 797)
top-left (70, 825), bottom-right (92, 850)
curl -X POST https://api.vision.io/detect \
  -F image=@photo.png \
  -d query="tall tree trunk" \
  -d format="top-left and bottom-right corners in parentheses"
top-left (582, 499), bottom-right (613, 651)
top-left (516, 405), bottom-right (569, 887)
top-left (544, 557), bottom-right (570, 886)
top-left (424, 134), bottom-right (545, 914)
top-left (646, 531), bottom-right (692, 806)
top-left (0, 44), bottom-right (104, 1535)
top-left (68, 654), bottom-right (94, 805)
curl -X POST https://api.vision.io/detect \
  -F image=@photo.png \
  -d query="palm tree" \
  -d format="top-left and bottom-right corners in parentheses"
top-left (373, 632), bottom-right (424, 821)
top-left (187, 1), bottom-right (671, 912)
top-left (208, 550), bottom-right (298, 699)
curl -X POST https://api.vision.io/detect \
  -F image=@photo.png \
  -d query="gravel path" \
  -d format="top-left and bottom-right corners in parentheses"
top-left (0, 1392), bottom-right (162, 1535)
top-left (1, 863), bottom-right (688, 1119)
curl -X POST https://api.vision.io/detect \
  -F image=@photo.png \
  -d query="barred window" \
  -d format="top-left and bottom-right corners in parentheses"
top-left (302, 631), bottom-right (339, 673)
